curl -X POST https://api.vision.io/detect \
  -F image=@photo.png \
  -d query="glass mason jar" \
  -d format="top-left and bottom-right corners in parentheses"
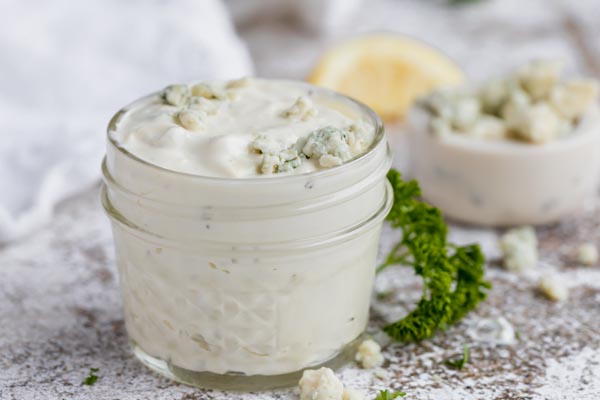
top-left (101, 81), bottom-right (393, 390)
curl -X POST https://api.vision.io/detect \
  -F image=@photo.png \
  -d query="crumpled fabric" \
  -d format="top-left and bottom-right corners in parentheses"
top-left (0, 0), bottom-right (253, 242)
top-left (225, 0), bottom-right (364, 33)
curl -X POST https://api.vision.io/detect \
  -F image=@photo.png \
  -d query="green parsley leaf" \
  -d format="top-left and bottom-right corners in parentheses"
top-left (444, 344), bottom-right (470, 370)
top-left (380, 170), bottom-right (491, 342)
top-left (82, 367), bottom-right (99, 386)
top-left (374, 389), bottom-right (406, 400)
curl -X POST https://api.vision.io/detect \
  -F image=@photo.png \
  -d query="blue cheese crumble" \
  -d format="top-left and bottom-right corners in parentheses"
top-left (538, 276), bottom-right (569, 302)
top-left (499, 226), bottom-right (538, 271)
top-left (576, 243), bottom-right (598, 266)
top-left (163, 84), bottom-right (191, 107)
top-left (298, 368), bottom-right (364, 400)
top-left (281, 96), bottom-right (318, 120)
top-left (115, 79), bottom-right (375, 178)
top-left (355, 339), bottom-right (384, 369)
top-left (249, 123), bottom-right (373, 174)
top-left (302, 126), bottom-right (353, 168)
top-left (298, 367), bottom-right (344, 400)
top-left (420, 60), bottom-right (599, 144)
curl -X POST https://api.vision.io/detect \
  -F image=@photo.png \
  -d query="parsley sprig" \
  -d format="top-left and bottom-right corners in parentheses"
top-left (380, 170), bottom-right (490, 342)
top-left (444, 344), bottom-right (470, 370)
top-left (82, 368), bottom-right (99, 386)
top-left (374, 389), bottom-right (406, 399)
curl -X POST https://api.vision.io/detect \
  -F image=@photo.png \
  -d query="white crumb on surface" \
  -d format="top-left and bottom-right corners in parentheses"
top-left (298, 367), bottom-right (344, 400)
top-left (499, 226), bottom-right (538, 271)
top-left (355, 340), bottom-right (384, 369)
top-left (342, 388), bottom-right (364, 400)
top-left (538, 276), bottom-right (569, 302)
top-left (372, 367), bottom-right (389, 382)
top-left (577, 242), bottom-right (598, 266)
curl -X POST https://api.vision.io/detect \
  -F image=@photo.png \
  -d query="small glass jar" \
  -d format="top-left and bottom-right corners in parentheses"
top-left (101, 82), bottom-right (392, 390)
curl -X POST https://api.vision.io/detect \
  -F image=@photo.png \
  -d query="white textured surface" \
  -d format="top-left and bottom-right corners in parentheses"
top-left (2, 188), bottom-right (600, 400)
top-left (3, 0), bottom-right (600, 399)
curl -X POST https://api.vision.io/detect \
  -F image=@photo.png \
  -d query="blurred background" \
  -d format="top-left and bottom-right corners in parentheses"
top-left (1, 0), bottom-right (599, 243)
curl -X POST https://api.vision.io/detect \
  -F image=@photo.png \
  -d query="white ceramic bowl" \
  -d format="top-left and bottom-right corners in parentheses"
top-left (408, 107), bottom-right (600, 226)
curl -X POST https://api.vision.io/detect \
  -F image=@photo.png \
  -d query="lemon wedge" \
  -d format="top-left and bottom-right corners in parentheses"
top-left (308, 34), bottom-right (465, 121)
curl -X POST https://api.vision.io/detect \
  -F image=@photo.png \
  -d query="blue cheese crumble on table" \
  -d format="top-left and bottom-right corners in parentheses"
top-left (342, 388), bottom-right (365, 400)
top-left (538, 276), bottom-right (569, 302)
top-left (298, 367), bottom-right (344, 400)
top-left (355, 339), bottom-right (385, 369)
top-left (298, 367), bottom-right (364, 400)
top-left (576, 243), bottom-right (598, 266)
top-left (499, 226), bottom-right (538, 271)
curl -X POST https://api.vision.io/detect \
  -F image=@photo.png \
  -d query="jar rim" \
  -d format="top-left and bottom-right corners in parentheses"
top-left (101, 144), bottom-right (392, 213)
top-left (107, 79), bottom-right (386, 184)
top-left (100, 178), bottom-right (393, 253)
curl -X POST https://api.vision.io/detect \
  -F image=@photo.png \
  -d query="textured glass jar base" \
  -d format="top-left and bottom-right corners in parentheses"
top-left (131, 336), bottom-right (363, 391)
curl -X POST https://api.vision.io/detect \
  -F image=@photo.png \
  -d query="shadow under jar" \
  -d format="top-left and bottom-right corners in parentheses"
top-left (101, 82), bottom-right (392, 390)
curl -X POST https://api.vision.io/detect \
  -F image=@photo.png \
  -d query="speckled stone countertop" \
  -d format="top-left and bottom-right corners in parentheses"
top-left (2, 0), bottom-right (600, 399)
top-left (2, 186), bottom-right (600, 400)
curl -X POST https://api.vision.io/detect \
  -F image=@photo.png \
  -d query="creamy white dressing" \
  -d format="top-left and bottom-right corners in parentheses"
top-left (111, 79), bottom-right (374, 178)
top-left (102, 79), bottom-right (391, 383)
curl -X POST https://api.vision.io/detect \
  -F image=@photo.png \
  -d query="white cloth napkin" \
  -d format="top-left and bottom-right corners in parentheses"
top-left (0, 0), bottom-right (253, 242)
